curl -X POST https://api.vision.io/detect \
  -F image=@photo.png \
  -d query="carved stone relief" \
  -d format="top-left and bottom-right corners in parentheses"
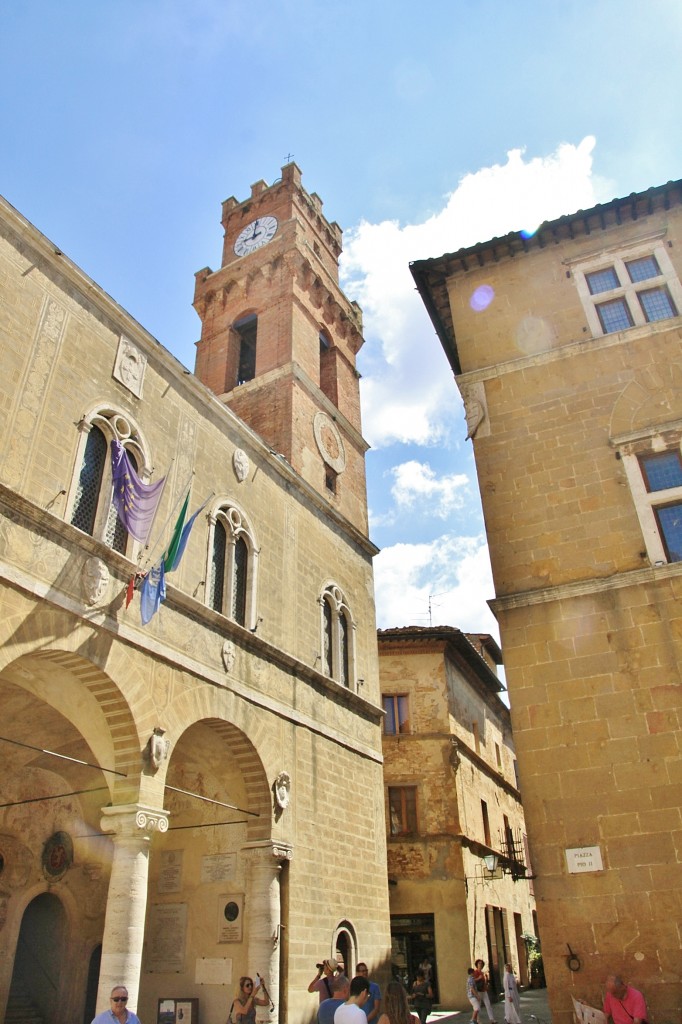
top-left (113, 336), bottom-right (147, 398)
top-left (233, 449), bottom-right (250, 483)
top-left (313, 412), bottom-right (346, 473)
top-left (460, 381), bottom-right (490, 440)
top-left (82, 557), bottom-right (110, 606)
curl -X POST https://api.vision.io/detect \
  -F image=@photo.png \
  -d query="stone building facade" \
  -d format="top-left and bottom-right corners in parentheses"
top-left (379, 626), bottom-right (536, 1010)
top-left (0, 163), bottom-right (391, 1024)
top-left (411, 179), bottom-right (682, 1024)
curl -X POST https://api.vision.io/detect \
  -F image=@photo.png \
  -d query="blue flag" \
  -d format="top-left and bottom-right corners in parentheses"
top-left (140, 558), bottom-right (166, 625)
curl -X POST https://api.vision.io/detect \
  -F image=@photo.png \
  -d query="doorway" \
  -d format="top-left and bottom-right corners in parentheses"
top-left (9, 892), bottom-right (67, 1023)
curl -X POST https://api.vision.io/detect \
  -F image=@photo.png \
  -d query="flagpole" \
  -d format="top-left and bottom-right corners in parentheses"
top-left (138, 467), bottom-right (194, 572)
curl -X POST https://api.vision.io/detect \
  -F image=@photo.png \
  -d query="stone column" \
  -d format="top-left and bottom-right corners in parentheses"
top-left (96, 804), bottom-right (168, 1013)
top-left (241, 841), bottom-right (292, 1021)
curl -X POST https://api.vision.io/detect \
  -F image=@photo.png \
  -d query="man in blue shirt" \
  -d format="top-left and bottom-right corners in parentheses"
top-left (356, 964), bottom-right (381, 1023)
top-left (318, 974), bottom-right (350, 1024)
top-left (91, 986), bottom-right (141, 1024)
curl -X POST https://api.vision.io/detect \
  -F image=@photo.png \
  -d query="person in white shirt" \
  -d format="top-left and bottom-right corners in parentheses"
top-left (335, 975), bottom-right (370, 1024)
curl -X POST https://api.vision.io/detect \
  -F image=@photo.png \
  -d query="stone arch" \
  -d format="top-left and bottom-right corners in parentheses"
top-left (161, 687), bottom-right (273, 842)
top-left (0, 638), bottom-right (150, 798)
top-left (610, 364), bottom-right (682, 437)
top-left (333, 920), bottom-right (358, 976)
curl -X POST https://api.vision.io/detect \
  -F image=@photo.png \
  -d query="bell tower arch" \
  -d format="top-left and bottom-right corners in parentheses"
top-left (193, 162), bottom-right (369, 532)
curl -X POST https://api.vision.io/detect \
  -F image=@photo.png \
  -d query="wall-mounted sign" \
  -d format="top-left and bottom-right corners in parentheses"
top-left (565, 846), bottom-right (603, 873)
top-left (158, 997), bottom-right (198, 1024)
top-left (218, 893), bottom-right (244, 943)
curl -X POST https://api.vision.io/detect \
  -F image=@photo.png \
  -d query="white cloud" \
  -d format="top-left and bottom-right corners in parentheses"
top-left (390, 460), bottom-right (469, 519)
top-left (344, 136), bottom-right (601, 449)
top-left (373, 534), bottom-right (498, 638)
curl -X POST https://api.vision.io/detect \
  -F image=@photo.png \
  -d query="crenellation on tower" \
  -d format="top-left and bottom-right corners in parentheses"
top-left (194, 164), bottom-right (369, 533)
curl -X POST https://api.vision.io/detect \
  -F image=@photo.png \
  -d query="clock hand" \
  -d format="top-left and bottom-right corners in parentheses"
top-left (250, 219), bottom-right (260, 241)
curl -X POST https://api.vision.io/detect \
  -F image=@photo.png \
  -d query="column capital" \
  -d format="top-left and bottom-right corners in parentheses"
top-left (241, 839), bottom-right (293, 863)
top-left (100, 803), bottom-right (170, 838)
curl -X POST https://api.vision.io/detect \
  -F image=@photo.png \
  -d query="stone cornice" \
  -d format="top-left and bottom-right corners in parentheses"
top-left (489, 559), bottom-right (682, 613)
top-left (454, 315), bottom-right (681, 388)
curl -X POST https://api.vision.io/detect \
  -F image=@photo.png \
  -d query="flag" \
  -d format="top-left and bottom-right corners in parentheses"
top-left (125, 574), bottom-right (136, 609)
top-left (140, 558), bottom-right (166, 625)
top-left (110, 440), bottom-right (166, 542)
top-left (163, 490), bottom-right (191, 572)
top-left (165, 496), bottom-right (211, 573)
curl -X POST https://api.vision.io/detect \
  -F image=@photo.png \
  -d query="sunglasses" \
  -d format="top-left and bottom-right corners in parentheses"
top-left (112, 997), bottom-right (128, 1003)
top-left (244, 983), bottom-right (253, 989)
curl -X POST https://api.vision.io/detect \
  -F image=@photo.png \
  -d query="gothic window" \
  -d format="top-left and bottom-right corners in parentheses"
top-left (320, 584), bottom-right (355, 688)
top-left (235, 314), bottom-right (257, 385)
top-left (207, 502), bottom-right (258, 627)
top-left (68, 409), bottom-right (148, 556)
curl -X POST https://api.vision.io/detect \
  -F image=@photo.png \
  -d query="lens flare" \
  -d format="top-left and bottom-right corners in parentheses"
top-left (470, 284), bottom-right (495, 312)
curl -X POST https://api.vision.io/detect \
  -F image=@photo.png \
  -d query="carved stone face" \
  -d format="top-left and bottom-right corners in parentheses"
top-left (149, 729), bottom-right (169, 771)
top-left (274, 771), bottom-right (291, 810)
top-left (82, 557), bottom-right (109, 605)
top-left (233, 449), bottom-right (250, 483)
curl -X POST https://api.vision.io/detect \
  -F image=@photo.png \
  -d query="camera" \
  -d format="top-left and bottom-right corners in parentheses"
top-left (316, 963), bottom-right (324, 971)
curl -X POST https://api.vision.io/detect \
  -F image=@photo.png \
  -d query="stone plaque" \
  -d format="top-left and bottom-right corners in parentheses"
top-left (146, 903), bottom-right (187, 972)
top-left (201, 852), bottom-right (236, 884)
top-left (218, 893), bottom-right (244, 943)
top-left (158, 850), bottom-right (184, 893)
top-left (196, 957), bottom-right (232, 986)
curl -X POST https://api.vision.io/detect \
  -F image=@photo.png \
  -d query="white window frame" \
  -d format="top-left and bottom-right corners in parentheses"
top-left (571, 236), bottom-right (682, 338)
top-left (618, 432), bottom-right (682, 565)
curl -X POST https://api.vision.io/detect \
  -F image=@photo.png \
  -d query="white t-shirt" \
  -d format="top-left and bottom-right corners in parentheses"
top-left (334, 1003), bottom-right (367, 1024)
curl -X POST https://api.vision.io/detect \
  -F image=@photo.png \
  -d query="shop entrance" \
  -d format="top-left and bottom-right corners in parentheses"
top-left (390, 913), bottom-right (438, 1002)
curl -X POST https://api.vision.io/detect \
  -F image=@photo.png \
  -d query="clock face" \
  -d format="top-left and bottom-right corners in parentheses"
top-left (233, 216), bottom-right (278, 257)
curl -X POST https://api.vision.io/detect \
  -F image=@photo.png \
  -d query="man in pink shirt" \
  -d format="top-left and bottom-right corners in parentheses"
top-left (603, 974), bottom-right (648, 1024)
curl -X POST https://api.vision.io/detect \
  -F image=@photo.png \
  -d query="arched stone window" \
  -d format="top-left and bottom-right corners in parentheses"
top-left (67, 409), bottom-right (150, 556)
top-left (320, 584), bottom-right (355, 688)
top-left (207, 501), bottom-right (258, 628)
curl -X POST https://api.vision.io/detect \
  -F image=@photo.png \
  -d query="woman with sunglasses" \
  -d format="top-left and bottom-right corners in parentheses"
top-left (230, 976), bottom-right (268, 1024)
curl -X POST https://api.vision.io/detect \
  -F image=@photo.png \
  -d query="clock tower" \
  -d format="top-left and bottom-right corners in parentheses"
top-left (193, 162), bottom-right (369, 533)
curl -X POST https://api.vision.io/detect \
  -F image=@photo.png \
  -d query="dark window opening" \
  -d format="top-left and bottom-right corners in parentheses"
top-left (481, 799), bottom-right (491, 846)
top-left (235, 314), bottom-right (257, 385)
top-left (71, 426), bottom-right (107, 536)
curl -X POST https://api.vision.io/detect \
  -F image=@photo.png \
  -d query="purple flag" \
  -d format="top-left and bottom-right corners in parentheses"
top-left (140, 558), bottom-right (166, 625)
top-left (110, 440), bottom-right (165, 542)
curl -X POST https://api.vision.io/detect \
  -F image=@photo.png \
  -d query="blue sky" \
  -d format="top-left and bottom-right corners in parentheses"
top-left (2, 0), bottom-right (681, 638)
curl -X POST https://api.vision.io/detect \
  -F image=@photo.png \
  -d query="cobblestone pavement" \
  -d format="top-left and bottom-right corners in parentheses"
top-left (428, 985), bottom-right (551, 1024)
